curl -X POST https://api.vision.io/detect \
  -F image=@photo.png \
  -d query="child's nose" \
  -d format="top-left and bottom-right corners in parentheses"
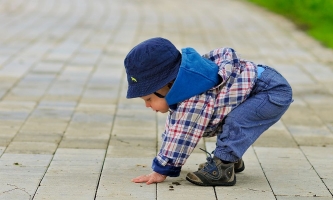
top-left (145, 102), bottom-right (151, 108)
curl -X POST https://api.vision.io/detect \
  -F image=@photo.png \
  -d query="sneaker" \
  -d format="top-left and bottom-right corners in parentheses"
top-left (186, 149), bottom-right (236, 186)
top-left (198, 158), bottom-right (245, 173)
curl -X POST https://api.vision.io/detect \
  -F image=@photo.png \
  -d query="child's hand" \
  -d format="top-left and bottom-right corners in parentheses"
top-left (131, 171), bottom-right (167, 185)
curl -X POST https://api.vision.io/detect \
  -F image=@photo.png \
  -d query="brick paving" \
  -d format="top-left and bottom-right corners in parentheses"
top-left (0, 0), bottom-right (333, 199)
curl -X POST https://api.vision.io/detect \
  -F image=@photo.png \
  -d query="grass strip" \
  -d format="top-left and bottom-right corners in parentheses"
top-left (247, 0), bottom-right (333, 49)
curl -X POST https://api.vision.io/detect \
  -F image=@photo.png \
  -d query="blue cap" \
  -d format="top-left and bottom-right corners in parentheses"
top-left (124, 37), bottom-right (181, 98)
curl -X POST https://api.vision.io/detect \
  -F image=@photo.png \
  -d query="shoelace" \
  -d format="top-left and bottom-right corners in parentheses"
top-left (200, 148), bottom-right (216, 171)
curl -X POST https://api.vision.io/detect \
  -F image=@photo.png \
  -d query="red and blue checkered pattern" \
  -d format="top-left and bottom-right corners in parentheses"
top-left (153, 48), bottom-right (257, 176)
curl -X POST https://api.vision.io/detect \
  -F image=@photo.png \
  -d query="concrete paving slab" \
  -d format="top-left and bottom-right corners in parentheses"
top-left (51, 148), bottom-right (105, 159)
top-left (0, 190), bottom-right (32, 200)
top-left (81, 92), bottom-right (119, 105)
top-left (107, 140), bottom-right (157, 158)
top-left (286, 125), bottom-right (333, 146)
top-left (0, 175), bottom-right (43, 193)
top-left (0, 147), bottom-right (5, 156)
top-left (5, 142), bottom-right (58, 154)
top-left (112, 135), bottom-right (156, 148)
top-left (75, 104), bottom-right (116, 113)
top-left (283, 105), bottom-right (324, 127)
top-left (13, 132), bottom-right (63, 143)
top-left (39, 174), bottom-right (101, 192)
top-left (255, 147), bottom-right (332, 197)
top-left (301, 146), bottom-right (333, 195)
top-left (0, 135), bottom-right (14, 147)
top-left (0, 154), bottom-right (52, 199)
top-left (34, 186), bottom-right (96, 200)
top-left (32, 62), bottom-right (64, 74)
top-left (58, 137), bottom-right (109, 149)
top-left (277, 197), bottom-right (333, 200)
top-left (114, 119), bottom-right (156, 132)
top-left (65, 123), bottom-right (111, 133)
top-left (70, 113), bottom-right (114, 125)
top-left (0, 153), bottom-right (52, 167)
top-left (20, 122), bottom-right (68, 133)
top-left (112, 127), bottom-right (157, 138)
top-left (96, 158), bottom-right (155, 200)
top-left (35, 148), bottom-right (104, 199)
top-left (254, 121), bottom-right (298, 148)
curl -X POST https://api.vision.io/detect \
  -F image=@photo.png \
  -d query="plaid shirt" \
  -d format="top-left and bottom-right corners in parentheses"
top-left (155, 47), bottom-right (257, 170)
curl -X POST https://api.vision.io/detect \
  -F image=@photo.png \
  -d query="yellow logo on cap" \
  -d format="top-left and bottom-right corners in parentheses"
top-left (131, 77), bottom-right (137, 82)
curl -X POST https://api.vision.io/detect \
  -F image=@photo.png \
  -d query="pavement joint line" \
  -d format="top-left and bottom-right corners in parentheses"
top-left (299, 147), bottom-right (333, 197)
top-left (93, 68), bottom-right (125, 198)
top-left (24, 1), bottom-right (121, 198)
top-left (252, 146), bottom-right (277, 199)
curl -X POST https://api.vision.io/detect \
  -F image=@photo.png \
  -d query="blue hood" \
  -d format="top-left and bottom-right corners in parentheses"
top-left (165, 48), bottom-right (220, 106)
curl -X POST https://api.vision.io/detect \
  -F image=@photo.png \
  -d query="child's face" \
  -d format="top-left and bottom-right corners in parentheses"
top-left (141, 85), bottom-right (170, 113)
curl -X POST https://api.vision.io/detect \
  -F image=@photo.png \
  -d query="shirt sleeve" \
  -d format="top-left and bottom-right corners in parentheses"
top-left (152, 94), bottom-right (215, 177)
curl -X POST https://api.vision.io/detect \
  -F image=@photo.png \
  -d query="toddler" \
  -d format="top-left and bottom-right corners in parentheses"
top-left (124, 37), bottom-right (292, 186)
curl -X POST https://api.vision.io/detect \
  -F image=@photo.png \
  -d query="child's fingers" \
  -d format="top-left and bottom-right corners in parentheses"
top-left (146, 177), bottom-right (155, 185)
top-left (132, 175), bottom-right (149, 183)
top-left (132, 172), bottom-right (166, 184)
top-left (146, 173), bottom-right (166, 185)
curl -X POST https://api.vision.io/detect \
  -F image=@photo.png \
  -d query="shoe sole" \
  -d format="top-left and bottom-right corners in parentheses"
top-left (186, 175), bottom-right (236, 187)
top-left (235, 161), bottom-right (245, 173)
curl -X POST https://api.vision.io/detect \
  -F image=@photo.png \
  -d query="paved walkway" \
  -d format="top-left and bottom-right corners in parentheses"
top-left (0, 0), bottom-right (333, 199)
